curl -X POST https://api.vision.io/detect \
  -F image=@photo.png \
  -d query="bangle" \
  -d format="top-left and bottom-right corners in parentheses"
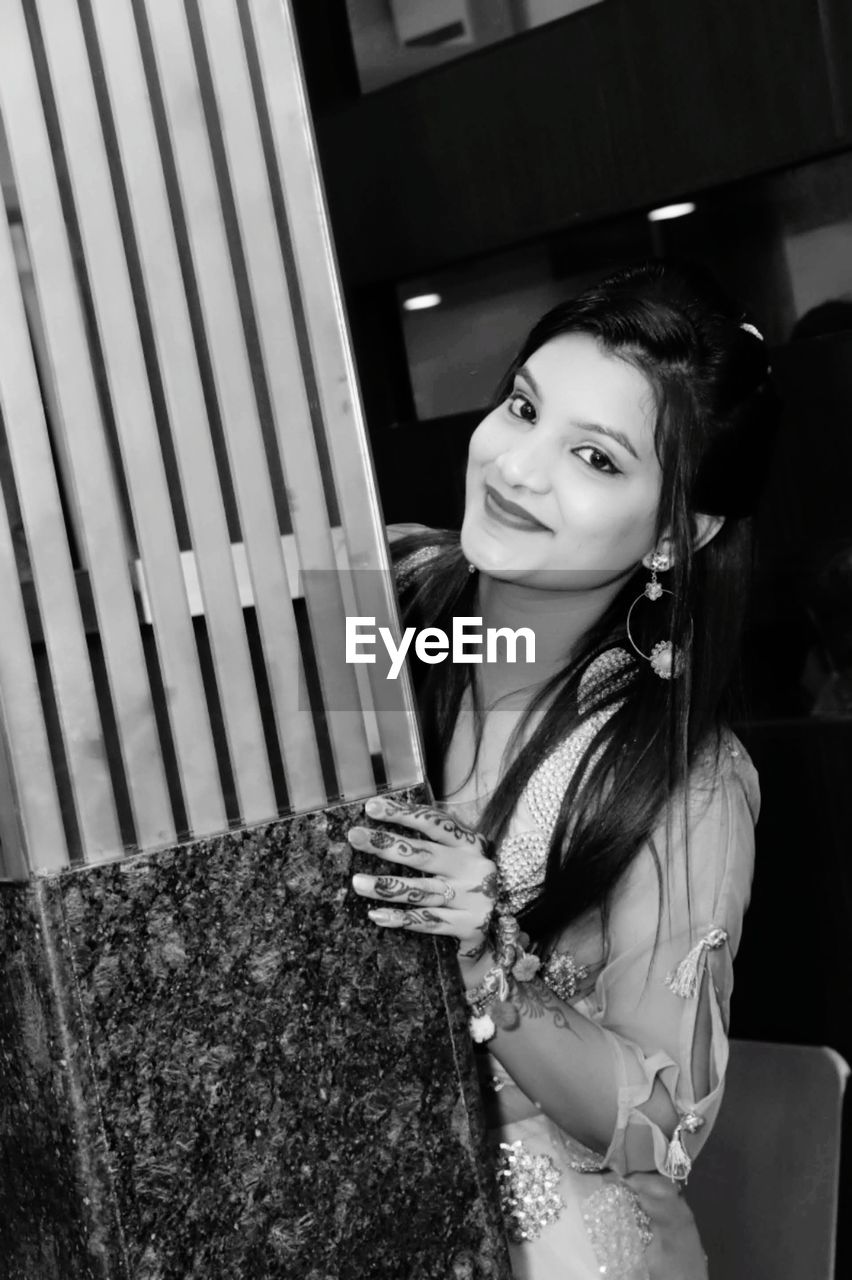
top-left (463, 902), bottom-right (541, 1042)
top-left (465, 965), bottom-right (510, 1043)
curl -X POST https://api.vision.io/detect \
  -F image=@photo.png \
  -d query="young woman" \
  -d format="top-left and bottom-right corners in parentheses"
top-left (348, 261), bottom-right (777, 1278)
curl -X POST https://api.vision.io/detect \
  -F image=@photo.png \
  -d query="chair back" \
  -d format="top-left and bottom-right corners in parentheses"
top-left (688, 1039), bottom-right (849, 1280)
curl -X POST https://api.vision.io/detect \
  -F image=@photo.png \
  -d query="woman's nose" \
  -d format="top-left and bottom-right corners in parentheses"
top-left (495, 441), bottom-right (551, 493)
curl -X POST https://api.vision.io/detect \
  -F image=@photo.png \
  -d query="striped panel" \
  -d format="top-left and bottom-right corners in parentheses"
top-left (0, 400), bottom-right (65, 876)
top-left (0, 113), bottom-right (121, 863)
top-left (0, 0), bottom-right (422, 875)
top-left (33, 0), bottom-right (228, 838)
top-left (0, 7), bottom-right (175, 857)
top-left (85, 0), bottom-right (278, 825)
top-left (191, 0), bottom-right (378, 800)
top-left (141, 0), bottom-right (328, 813)
top-left (242, 0), bottom-right (424, 789)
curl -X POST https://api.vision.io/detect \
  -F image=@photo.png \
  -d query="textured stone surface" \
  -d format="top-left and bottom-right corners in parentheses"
top-left (0, 794), bottom-right (511, 1279)
top-left (0, 885), bottom-right (112, 1279)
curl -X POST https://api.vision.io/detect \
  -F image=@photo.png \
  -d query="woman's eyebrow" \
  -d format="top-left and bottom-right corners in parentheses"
top-left (515, 365), bottom-right (541, 399)
top-left (570, 420), bottom-right (639, 461)
top-left (515, 365), bottom-right (640, 461)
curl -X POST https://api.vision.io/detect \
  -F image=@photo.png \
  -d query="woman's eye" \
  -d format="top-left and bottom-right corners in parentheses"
top-left (574, 445), bottom-right (620, 475)
top-left (506, 391), bottom-right (536, 423)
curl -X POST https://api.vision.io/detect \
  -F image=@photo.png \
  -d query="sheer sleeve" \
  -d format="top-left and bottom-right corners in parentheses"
top-left (584, 738), bottom-right (759, 1178)
top-left (386, 522), bottom-right (432, 542)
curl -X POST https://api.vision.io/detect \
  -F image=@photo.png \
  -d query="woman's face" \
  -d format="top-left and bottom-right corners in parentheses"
top-left (461, 332), bottom-right (663, 590)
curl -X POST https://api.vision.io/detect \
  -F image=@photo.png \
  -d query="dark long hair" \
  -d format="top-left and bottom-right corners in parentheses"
top-left (394, 260), bottom-right (778, 955)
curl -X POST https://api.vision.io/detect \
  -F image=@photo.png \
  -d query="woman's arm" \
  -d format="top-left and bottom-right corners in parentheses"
top-left (351, 760), bottom-right (754, 1174)
top-left (456, 945), bottom-right (679, 1157)
top-left (350, 797), bottom-right (678, 1161)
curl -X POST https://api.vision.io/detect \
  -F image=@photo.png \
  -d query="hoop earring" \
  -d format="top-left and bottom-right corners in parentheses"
top-left (626, 553), bottom-right (684, 680)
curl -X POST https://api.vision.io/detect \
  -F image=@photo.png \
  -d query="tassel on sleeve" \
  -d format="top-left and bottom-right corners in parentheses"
top-left (665, 926), bottom-right (728, 998)
top-left (663, 1111), bottom-right (705, 1182)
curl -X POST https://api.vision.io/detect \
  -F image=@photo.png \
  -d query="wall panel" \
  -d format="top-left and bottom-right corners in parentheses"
top-left (0, 0), bottom-right (421, 873)
top-left (311, 0), bottom-right (847, 284)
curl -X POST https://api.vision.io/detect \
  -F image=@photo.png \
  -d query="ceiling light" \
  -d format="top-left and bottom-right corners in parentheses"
top-left (403, 293), bottom-right (442, 311)
top-left (647, 202), bottom-right (696, 223)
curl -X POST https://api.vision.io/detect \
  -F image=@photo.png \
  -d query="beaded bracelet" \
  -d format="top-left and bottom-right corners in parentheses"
top-left (464, 903), bottom-right (541, 1042)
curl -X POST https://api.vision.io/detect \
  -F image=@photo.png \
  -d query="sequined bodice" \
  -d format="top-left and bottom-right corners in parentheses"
top-left (497, 648), bottom-right (633, 913)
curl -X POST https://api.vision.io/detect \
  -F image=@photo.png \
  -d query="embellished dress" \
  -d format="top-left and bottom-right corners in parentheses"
top-left (391, 536), bottom-right (758, 1278)
top-left (443, 654), bottom-right (758, 1280)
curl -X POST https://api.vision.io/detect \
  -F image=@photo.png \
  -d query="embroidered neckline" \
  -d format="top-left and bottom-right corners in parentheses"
top-left (497, 648), bottom-right (634, 913)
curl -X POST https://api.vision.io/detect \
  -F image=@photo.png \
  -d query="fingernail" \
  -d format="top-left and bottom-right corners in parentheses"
top-left (348, 827), bottom-right (368, 843)
top-left (368, 908), bottom-right (397, 924)
top-left (364, 798), bottom-right (384, 817)
top-left (352, 874), bottom-right (371, 891)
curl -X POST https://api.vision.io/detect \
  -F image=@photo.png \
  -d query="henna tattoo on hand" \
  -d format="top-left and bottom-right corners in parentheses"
top-left (472, 870), bottom-right (499, 900)
top-left (406, 886), bottom-right (435, 905)
top-left (457, 936), bottom-right (489, 961)
top-left (374, 876), bottom-right (407, 899)
top-left (368, 799), bottom-right (484, 848)
top-left (407, 805), bottom-right (479, 844)
top-left (402, 909), bottom-right (441, 929)
top-left (376, 798), bottom-right (404, 815)
top-left (375, 876), bottom-right (435, 904)
top-left (394, 839), bottom-right (420, 858)
top-left (368, 830), bottom-right (397, 849)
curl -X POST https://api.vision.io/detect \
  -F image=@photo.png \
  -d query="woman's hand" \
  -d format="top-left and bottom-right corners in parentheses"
top-left (348, 797), bottom-right (499, 959)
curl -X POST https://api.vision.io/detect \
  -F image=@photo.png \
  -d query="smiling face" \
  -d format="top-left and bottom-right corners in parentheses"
top-left (460, 332), bottom-right (664, 591)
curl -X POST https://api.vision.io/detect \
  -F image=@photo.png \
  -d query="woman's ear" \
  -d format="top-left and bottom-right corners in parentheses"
top-left (693, 512), bottom-right (725, 553)
top-left (642, 514), bottom-right (725, 570)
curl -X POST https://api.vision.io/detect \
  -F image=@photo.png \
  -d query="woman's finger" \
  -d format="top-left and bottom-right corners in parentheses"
top-left (352, 872), bottom-right (455, 908)
top-left (348, 825), bottom-right (497, 890)
top-left (366, 906), bottom-right (457, 935)
top-left (348, 825), bottom-right (439, 870)
top-left (364, 796), bottom-right (489, 854)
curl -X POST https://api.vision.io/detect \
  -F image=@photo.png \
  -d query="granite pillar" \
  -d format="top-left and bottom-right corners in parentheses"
top-left (0, 792), bottom-right (512, 1279)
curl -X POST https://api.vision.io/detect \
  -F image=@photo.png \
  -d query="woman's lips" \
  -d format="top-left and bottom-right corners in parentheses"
top-left (483, 485), bottom-right (551, 532)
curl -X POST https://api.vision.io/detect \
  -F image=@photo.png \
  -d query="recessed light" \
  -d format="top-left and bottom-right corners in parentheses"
top-left (647, 202), bottom-right (696, 223)
top-left (403, 293), bottom-right (442, 311)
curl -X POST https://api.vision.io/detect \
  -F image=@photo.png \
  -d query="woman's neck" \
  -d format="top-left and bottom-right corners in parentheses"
top-left (474, 571), bottom-right (625, 701)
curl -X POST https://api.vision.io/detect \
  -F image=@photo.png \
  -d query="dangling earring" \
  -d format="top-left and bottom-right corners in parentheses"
top-left (626, 552), bottom-right (684, 679)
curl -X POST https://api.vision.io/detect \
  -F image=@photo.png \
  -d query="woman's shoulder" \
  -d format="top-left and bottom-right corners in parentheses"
top-left (611, 729), bottom-right (758, 945)
top-left (689, 728), bottom-right (760, 826)
top-left (659, 730), bottom-right (758, 934)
